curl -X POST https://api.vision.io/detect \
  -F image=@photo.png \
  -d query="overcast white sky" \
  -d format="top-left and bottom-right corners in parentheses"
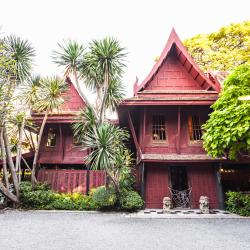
top-left (0, 0), bottom-right (249, 97)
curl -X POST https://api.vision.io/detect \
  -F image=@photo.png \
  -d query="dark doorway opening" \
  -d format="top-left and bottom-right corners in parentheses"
top-left (170, 166), bottom-right (188, 191)
top-left (170, 166), bottom-right (191, 208)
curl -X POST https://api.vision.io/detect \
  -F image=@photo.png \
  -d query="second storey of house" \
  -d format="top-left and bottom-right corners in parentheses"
top-left (127, 105), bottom-right (211, 155)
top-left (118, 28), bottom-right (221, 159)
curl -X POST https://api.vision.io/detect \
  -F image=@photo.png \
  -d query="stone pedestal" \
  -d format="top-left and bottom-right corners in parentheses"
top-left (199, 196), bottom-right (210, 213)
top-left (163, 197), bottom-right (172, 213)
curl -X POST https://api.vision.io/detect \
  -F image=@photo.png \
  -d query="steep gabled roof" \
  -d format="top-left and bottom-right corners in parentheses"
top-left (134, 28), bottom-right (221, 95)
top-left (61, 76), bottom-right (86, 111)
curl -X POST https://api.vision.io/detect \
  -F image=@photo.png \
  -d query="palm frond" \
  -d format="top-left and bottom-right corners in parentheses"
top-left (34, 76), bottom-right (68, 112)
top-left (52, 40), bottom-right (85, 76)
top-left (5, 35), bottom-right (35, 82)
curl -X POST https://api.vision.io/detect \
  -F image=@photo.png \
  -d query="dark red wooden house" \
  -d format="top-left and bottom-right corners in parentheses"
top-left (118, 29), bottom-right (250, 209)
top-left (32, 78), bottom-right (105, 194)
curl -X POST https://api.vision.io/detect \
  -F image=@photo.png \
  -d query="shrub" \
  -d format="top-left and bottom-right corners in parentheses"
top-left (92, 186), bottom-right (117, 209)
top-left (20, 182), bottom-right (55, 209)
top-left (226, 191), bottom-right (250, 216)
top-left (20, 181), bottom-right (97, 210)
top-left (119, 190), bottom-right (144, 211)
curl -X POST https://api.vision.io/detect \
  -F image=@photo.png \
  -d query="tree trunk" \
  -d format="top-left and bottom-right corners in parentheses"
top-left (73, 70), bottom-right (97, 117)
top-left (0, 182), bottom-right (19, 203)
top-left (31, 111), bottom-right (48, 188)
top-left (99, 69), bottom-right (109, 124)
top-left (0, 128), bottom-right (9, 189)
top-left (3, 126), bottom-right (20, 199)
top-left (16, 119), bottom-right (25, 183)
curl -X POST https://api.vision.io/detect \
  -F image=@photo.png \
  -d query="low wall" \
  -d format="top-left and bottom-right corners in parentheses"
top-left (37, 169), bottom-right (106, 194)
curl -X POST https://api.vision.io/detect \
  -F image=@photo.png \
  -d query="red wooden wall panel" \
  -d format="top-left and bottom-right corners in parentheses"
top-left (189, 166), bottom-right (218, 208)
top-left (145, 166), bottom-right (169, 208)
top-left (37, 169), bottom-right (105, 195)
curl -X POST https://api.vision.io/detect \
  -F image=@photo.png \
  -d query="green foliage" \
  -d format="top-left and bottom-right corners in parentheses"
top-left (119, 190), bottom-right (144, 211)
top-left (20, 181), bottom-right (55, 209)
top-left (84, 123), bottom-right (129, 170)
top-left (92, 186), bottom-right (117, 209)
top-left (184, 21), bottom-right (250, 71)
top-left (35, 76), bottom-right (68, 112)
top-left (226, 192), bottom-right (250, 216)
top-left (20, 181), bottom-right (97, 210)
top-left (202, 64), bottom-right (250, 159)
top-left (5, 35), bottom-right (35, 81)
top-left (52, 40), bottom-right (85, 76)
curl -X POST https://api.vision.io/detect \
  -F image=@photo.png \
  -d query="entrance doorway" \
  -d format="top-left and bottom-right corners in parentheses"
top-left (170, 166), bottom-right (191, 208)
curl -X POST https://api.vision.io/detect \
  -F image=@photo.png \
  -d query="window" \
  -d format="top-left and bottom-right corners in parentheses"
top-left (188, 115), bottom-right (203, 141)
top-left (152, 115), bottom-right (166, 141)
top-left (46, 128), bottom-right (57, 147)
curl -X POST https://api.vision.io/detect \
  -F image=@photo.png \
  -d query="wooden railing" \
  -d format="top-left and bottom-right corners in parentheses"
top-left (37, 169), bottom-right (106, 194)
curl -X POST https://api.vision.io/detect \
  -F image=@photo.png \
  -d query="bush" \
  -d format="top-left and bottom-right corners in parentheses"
top-left (92, 186), bottom-right (117, 209)
top-left (20, 181), bottom-right (97, 210)
top-left (226, 192), bottom-right (250, 216)
top-left (20, 182), bottom-right (56, 209)
top-left (119, 190), bottom-right (144, 211)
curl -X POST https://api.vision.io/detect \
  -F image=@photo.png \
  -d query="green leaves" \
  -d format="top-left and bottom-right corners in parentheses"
top-left (83, 123), bottom-right (129, 171)
top-left (184, 21), bottom-right (250, 71)
top-left (52, 40), bottom-right (85, 76)
top-left (33, 76), bottom-right (68, 112)
top-left (5, 35), bottom-right (35, 82)
top-left (202, 64), bottom-right (250, 159)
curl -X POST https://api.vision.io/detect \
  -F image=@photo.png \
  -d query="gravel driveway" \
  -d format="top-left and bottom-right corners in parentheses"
top-left (0, 210), bottom-right (249, 250)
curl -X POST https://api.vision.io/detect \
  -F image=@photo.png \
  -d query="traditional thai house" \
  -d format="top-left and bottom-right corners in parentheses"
top-left (32, 77), bottom-right (105, 194)
top-left (118, 29), bottom-right (250, 209)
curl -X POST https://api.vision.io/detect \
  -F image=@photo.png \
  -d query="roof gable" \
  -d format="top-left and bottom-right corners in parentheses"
top-left (134, 28), bottom-right (221, 95)
top-left (60, 77), bottom-right (86, 112)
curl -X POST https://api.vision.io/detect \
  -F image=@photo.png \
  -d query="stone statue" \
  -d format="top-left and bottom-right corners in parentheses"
top-left (199, 196), bottom-right (210, 213)
top-left (163, 197), bottom-right (172, 213)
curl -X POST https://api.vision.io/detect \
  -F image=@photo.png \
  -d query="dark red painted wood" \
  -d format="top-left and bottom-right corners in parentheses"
top-left (145, 165), bottom-right (170, 208)
top-left (38, 124), bottom-right (88, 165)
top-left (189, 166), bottom-right (218, 208)
top-left (37, 169), bottom-right (105, 194)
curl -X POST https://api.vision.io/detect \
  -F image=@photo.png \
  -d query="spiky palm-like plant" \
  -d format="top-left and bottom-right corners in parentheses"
top-left (83, 123), bottom-right (129, 192)
top-left (81, 37), bottom-right (126, 123)
top-left (51, 40), bottom-right (94, 109)
top-left (6, 35), bottom-right (35, 82)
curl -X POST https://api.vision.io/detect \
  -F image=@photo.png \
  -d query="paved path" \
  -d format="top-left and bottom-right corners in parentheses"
top-left (0, 210), bottom-right (249, 250)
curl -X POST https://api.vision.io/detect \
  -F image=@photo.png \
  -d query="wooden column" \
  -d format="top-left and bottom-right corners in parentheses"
top-left (177, 106), bottom-right (181, 154)
top-left (59, 124), bottom-right (64, 161)
top-left (142, 107), bottom-right (146, 152)
top-left (140, 162), bottom-right (145, 204)
top-left (215, 164), bottom-right (225, 210)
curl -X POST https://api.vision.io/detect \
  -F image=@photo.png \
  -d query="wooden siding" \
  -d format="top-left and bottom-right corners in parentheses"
top-left (145, 165), bottom-right (170, 208)
top-left (189, 166), bottom-right (218, 208)
top-left (144, 52), bottom-right (203, 91)
top-left (140, 106), bottom-right (209, 155)
top-left (38, 124), bottom-right (87, 164)
top-left (37, 169), bottom-right (105, 194)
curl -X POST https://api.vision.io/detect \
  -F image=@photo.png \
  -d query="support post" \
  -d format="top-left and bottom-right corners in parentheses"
top-left (86, 148), bottom-right (90, 195)
top-left (141, 162), bottom-right (145, 203)
top-left (177, 106), bottom-right (181, 154)
top-left (59, 124), bottom-right (64, 161)
top-left (142, 107), bottom-right (146, 152)
top-left (215, 164), bottom-right (225, 210)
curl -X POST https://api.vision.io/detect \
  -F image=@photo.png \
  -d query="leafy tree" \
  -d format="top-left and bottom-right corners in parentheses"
top-left (0, 36), bottom-right (35, 204)
top-left (52, 40), bottom-right (93, 109)
top-left (184, 21), bottom-right (250, 71)
top-left (202, 63), bottom-right (250, 160)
